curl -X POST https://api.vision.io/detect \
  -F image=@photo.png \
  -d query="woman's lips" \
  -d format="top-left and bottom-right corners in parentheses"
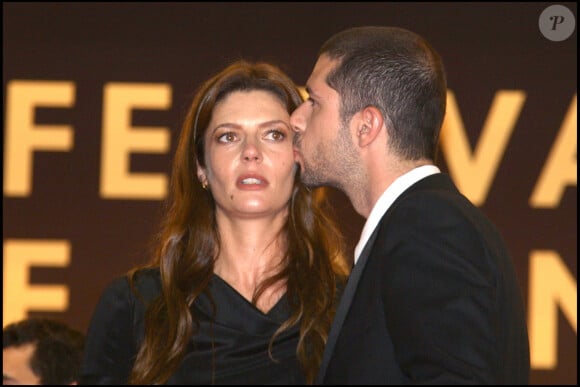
top-left (236, 174), bottom-right (268, 189)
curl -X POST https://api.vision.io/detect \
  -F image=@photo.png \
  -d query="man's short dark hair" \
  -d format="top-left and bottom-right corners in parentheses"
top-left (3, 318), bottom-right (85, 385)
top-left (319, 26), bottom-right (447, 161)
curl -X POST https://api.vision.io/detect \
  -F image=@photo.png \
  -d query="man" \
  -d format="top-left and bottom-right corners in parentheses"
top-left (3, 318), bottom-right (85, 385)
top-left (290, 26), bottom-right (530, 384)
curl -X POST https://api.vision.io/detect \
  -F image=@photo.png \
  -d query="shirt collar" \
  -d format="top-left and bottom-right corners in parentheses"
top-left (353, 165), bottom-right (441, 264)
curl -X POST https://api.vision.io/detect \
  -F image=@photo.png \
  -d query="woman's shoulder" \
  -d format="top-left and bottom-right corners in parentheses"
top-left (99, 267), bottom-right (161, 304)
top-left (129, 267), bottom-right (161, 285)
top-left (126, 267), bottom-right (162, 304)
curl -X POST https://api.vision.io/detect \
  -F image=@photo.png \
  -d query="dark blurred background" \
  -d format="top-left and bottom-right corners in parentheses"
top-left (3, 3), bottom-right (576, 384)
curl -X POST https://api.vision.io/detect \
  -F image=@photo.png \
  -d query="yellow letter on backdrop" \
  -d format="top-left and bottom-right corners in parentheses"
top-left (3, 239), bottom-right (71, 328)
top-left (529, 95), bottom-right (577, 208)
top-left (440, 90), bottom-right (525, 206)
top-left (3, 80), bottom-right (75, 196)
top-left (100, 82), bottom-right (171, 200)
top-left (528, 250), bottom-right (577, 369)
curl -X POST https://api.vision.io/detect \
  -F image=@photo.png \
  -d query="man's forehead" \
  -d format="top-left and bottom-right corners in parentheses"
top-left (311, 55), bottom-right (335, 78)
top-left (307, 55), bottom-right (338, 92)
top-left (3, 344), bottom-right (40, 385)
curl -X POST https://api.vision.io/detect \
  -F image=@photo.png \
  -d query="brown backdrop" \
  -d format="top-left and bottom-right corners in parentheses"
top-left (3, 2), bottom-right (577, 384)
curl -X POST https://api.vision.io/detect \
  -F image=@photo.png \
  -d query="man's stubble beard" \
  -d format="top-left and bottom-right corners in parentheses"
top-left (300, 121), bottom-right (360, 193)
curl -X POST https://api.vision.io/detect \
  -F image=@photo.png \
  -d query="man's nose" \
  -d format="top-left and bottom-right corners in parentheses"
top-left (290, 104), bottom-right (306, 133)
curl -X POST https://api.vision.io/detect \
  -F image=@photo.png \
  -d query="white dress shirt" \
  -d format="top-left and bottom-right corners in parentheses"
top-left (353, 165), bottom-right (441, 265)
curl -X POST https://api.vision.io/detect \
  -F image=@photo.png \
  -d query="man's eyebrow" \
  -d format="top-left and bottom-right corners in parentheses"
top-left (305, 86), bottom-right (316, 98)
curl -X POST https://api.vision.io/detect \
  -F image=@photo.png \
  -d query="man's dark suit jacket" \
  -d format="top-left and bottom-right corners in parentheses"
top-left (317, 173), bottom-right (530, 384)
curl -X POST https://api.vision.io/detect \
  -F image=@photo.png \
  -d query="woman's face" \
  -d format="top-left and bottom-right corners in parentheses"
top-left (198, 90), bottom-right (297, 220)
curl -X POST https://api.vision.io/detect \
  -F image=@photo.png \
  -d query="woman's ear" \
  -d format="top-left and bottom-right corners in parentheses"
top-left (196, 162), bottom-right (208, 189)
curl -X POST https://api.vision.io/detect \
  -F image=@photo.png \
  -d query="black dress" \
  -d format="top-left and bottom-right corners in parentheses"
top-left (79, 268), bottom-right (306, 385)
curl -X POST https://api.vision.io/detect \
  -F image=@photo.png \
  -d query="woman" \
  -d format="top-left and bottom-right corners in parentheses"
top-left (79, 60), bottom-right (349, 384)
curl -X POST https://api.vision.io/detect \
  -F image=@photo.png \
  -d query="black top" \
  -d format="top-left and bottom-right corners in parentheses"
top-left (79, 268), bottom-right (305, 385)
top-left (318, 173), bottom-right (530, 384)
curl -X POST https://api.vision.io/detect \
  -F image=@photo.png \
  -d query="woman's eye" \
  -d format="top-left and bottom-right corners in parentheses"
top-left (264, 130), bottom-right (286, 141)
top-left (217, 132), bottom-right (237, 143)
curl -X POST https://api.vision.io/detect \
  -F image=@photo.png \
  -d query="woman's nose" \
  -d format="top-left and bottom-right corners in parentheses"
top-left (242, 141), bottom-right (261, 161)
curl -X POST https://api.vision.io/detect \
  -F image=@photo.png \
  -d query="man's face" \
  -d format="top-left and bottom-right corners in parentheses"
top-left (290, 55), bottom-right (358, 190)
top-left (3, 344), bottom-right (41, 385)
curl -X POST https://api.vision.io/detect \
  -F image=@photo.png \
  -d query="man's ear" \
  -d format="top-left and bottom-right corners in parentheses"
top-left (356, 106), bottom-right (385, 147)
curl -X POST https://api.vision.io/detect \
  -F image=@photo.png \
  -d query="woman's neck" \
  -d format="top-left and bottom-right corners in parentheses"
top-left (213, 214), bottom-right (288, 312)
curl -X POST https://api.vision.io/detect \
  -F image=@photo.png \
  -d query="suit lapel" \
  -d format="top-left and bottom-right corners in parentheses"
top-left (315, 226), bottom-right (380, 384)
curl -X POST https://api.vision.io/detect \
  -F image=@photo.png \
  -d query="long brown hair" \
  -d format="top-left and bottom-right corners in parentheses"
top-left (127, 60), bottom-right (349, 384)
